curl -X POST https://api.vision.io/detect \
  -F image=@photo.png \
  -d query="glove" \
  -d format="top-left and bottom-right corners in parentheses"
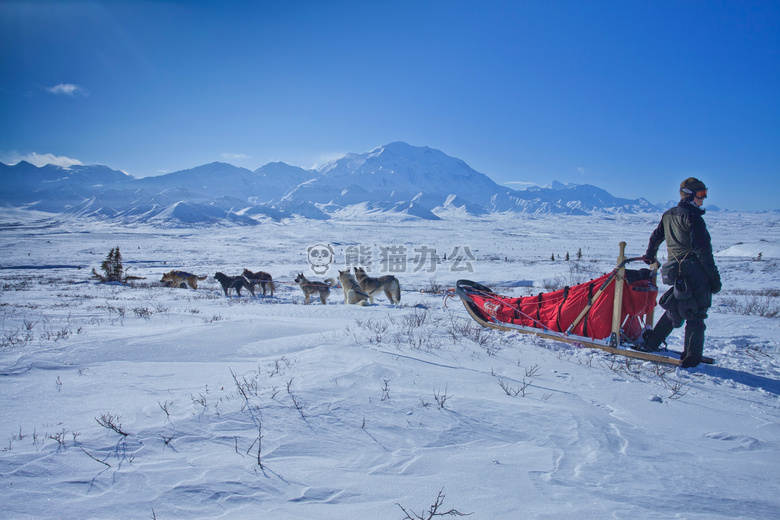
top-left (710, 278), bottom-right (722, 294)
top-left (641, 255), bottom-right (656, 265)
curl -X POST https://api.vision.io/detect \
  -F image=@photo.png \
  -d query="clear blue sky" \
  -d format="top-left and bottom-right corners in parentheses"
top-left (1, 0), bottom-right (778, 210)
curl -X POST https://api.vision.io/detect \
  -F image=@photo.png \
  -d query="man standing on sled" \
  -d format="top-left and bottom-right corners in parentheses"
top-left (640, 177), bottom-right (722, 368)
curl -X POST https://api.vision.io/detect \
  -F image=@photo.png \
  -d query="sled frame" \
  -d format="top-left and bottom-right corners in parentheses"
top-left (456, 242), bottom-right (714, 366)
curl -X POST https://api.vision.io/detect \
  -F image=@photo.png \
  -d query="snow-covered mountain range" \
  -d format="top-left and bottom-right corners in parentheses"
top-left (0, 142), bottom-right (660, 225)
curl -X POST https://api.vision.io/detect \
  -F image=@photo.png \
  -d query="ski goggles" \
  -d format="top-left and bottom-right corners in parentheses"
top-left (683, 187), bottom-right (708, 199)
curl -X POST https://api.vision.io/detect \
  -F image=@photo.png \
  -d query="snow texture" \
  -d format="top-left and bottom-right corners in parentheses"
top-left (1, 209), bottom-right (779, 519)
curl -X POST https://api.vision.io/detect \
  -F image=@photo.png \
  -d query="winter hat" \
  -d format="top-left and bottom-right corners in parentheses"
top-left (679, 177), bottom-right (707, 200)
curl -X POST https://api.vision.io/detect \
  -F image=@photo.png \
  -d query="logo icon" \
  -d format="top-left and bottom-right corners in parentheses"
top-left (307, 243), bottom-right (335, 274)
top-left (484, 301), bottom-right (499, 317)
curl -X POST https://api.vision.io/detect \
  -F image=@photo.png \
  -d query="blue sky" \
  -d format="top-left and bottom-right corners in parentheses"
top-left (1, 0), bottom-right (778, 210)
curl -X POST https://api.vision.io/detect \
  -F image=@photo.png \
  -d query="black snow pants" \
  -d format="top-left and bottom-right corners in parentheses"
top-left (645, 258), bottom-right (712, 367)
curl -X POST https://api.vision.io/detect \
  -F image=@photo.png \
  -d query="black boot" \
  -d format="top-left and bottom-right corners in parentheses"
top-left (680, 320), bottom-right (705, 368)
top-left (632, 329), bottom-right (658, 352)
top-left (643, 313), bottom-right (676, 352)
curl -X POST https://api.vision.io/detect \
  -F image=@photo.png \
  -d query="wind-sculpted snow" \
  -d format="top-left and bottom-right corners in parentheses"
top-left (1, 211), bottom-right (779, 518)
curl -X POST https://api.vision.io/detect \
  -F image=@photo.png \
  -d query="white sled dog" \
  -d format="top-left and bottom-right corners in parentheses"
top-left (337, 269), bottom-right (370, 306)
top-left (294, 273), bottom-right (336, 305)
top-left (353, 267), bottom-right (401, 304)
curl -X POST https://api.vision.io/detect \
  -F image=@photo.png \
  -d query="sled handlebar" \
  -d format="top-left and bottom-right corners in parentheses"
top-left (617, 256), bottom-right (650, 269)
top-left (592, 256), bottom-right (648, 293)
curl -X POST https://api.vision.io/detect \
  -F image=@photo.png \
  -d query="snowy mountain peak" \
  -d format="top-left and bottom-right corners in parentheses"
top-left (545, 180), bottom-right (573, 190)
top-left (0, 143), bottom-right (663, 225)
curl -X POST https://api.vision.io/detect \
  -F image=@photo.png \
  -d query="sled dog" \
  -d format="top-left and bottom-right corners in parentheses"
top-left (160, 270), bottom-right (207, 290)
top-left (337, 270), bottom-right (370, 306)
top-left (294, 273), bottom-right (335, 305)
top-left (242, 268), bottom-right (275, 296)
top-left (353, 267), bottom-right (401, 304)
top-left (214, 272), bottom-right (255, 297)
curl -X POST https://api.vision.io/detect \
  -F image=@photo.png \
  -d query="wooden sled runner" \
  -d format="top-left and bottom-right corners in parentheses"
top-left (455, 242), bottom-right (714, 366)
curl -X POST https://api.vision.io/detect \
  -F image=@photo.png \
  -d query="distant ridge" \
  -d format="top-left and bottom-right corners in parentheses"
top-left (0, 142), bottom-right (662, 226)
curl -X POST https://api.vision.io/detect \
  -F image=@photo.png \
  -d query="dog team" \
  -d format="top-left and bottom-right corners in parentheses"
top-left (159, 267), bottom-right (400, 305)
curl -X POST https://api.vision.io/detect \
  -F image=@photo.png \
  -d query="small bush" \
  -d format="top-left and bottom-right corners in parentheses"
top-left (715, 289), bottom-right (780, 318)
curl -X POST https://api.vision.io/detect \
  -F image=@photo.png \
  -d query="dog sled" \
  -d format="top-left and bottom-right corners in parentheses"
top-left (455, 242), bottom-right (714, 366)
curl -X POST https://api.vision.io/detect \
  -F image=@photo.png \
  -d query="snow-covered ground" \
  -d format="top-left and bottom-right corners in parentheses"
top-left (1, 210), bottom-right (779, 519)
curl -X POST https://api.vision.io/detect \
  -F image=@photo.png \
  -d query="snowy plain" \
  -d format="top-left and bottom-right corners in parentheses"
top-left (1, 209), bottom-right (779, 519)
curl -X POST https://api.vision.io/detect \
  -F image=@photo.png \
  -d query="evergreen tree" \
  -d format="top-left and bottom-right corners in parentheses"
top-left (93, 246), bottom-right (125, 282)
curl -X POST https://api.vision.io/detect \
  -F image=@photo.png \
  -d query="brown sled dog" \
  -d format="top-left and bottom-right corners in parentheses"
top-left (160, 270), bottom-right (207, 290)
top-left (353, 267), bottom-right (401, 304)
top-left (242, 268), bottom-right (275, 296)
top-left (214, 272), bottom-right (256, 297)
top-left (294, 273), bottom-right (336, 305)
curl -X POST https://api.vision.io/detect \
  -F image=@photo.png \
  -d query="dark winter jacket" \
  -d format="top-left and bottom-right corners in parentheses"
top-left (645, 201), bottom-right (722, 294)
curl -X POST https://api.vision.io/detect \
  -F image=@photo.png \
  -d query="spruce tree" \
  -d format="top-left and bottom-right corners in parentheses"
top-left (94, 246), bottom-right (125, 282)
